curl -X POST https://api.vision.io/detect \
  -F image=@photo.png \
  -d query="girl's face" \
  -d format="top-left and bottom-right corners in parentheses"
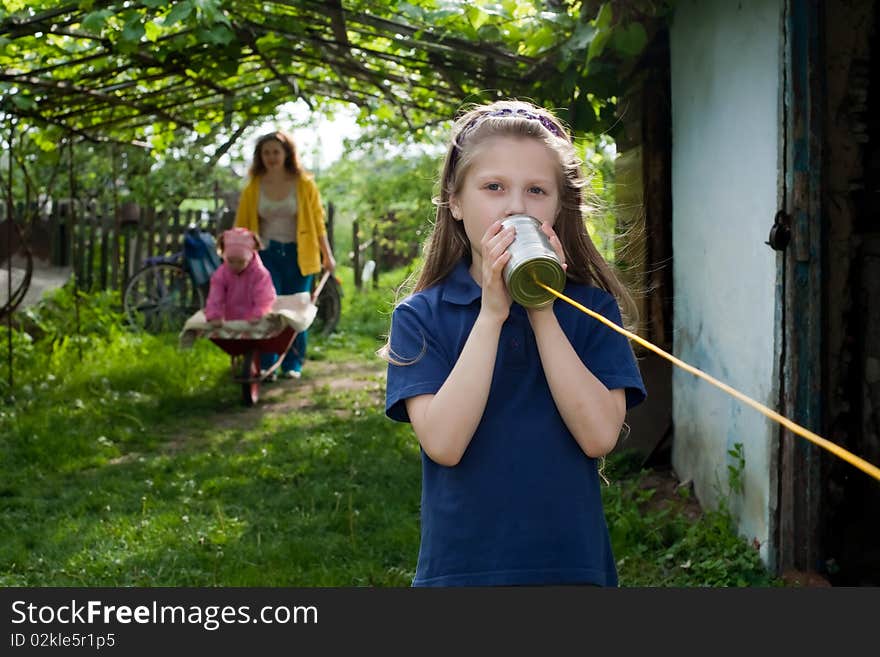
top-left (450, 135), bottom-right (560, 266)
top-left (259, 140), bottom-right (287, 172)
top-left (225, 254), bottom-right (250, 274)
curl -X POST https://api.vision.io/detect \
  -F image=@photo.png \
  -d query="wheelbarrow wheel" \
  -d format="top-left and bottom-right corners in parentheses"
top-left (312, 274), bottom-right (341, 336)
top-left (240, 349), bottom-right (260, 406)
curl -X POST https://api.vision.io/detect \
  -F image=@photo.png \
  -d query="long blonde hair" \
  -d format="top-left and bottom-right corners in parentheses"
top-left (379, 99), bottom-right (638, 359)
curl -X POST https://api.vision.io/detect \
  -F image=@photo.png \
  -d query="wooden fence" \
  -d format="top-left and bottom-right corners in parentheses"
top-left (351, 218), bottom-right (379, 290)
top-left (350, 214), bottom-right (417, 291)
top-left (2, 200), bottom-right (334, 294)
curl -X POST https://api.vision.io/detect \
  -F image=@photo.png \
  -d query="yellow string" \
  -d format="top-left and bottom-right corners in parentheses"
top-left (535, 281), bottom-right (880, 483)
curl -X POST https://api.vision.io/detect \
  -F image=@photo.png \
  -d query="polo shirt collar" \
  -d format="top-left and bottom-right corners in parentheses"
top-left (441, 258), bottom-right (481, 306)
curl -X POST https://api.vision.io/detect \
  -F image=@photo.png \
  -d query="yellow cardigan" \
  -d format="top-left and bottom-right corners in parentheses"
top-left (234, 174), bottom-right (326, 276)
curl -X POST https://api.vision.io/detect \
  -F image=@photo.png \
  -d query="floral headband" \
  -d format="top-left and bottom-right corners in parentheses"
top-left (461, 107), bottom-right (567, 140)
top-left (450, 107), bottom-right (569, 170)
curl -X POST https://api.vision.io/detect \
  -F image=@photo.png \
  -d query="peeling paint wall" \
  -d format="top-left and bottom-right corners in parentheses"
top-left (669, 0), bottom-right (783, 563)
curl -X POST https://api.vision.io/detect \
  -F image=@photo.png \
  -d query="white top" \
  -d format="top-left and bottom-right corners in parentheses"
top-left (258, 188), bottom-right (298, 243)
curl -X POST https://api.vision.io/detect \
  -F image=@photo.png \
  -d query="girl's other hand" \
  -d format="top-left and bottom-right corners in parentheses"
top-left (540, 221), bottom-right (568, 274)
top-left (528, 222), bottom-right (568, 319)
top-left (478, 220), bottom-right (514, 323)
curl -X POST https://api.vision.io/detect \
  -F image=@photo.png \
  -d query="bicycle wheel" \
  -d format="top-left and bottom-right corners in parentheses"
top-left (123, 262), bottom-right (204, 333)
top-left (311, 275), bottom-right (341, 336)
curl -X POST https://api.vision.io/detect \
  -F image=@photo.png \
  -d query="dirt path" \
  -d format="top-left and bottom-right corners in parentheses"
top-left (253, 357), bottom-right (387, 412)
top-left (158, 357), bottom-right (386, 452)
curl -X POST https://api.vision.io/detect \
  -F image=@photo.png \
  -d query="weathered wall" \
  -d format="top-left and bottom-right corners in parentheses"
top-left (669, 0), bottom-right (783, 563)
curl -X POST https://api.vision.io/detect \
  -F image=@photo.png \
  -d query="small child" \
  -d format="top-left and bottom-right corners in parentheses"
top-left (204, 227), bottom-right (276, 325)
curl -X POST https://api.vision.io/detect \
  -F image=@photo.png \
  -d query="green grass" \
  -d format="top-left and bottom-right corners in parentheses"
top-left (600, 454), bottom-right (779, 586)
top-left (1, 334), bottom-right (420, 586)
top-left (0, 266), bottom-right (780, 587)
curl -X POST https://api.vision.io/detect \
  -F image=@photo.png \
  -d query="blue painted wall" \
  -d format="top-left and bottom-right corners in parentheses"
top-left (669, 0), bottom-right (783, 563)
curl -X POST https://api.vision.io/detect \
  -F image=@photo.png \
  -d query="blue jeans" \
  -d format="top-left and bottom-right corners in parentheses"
top-left (259, 240), bottom-right (313, 373)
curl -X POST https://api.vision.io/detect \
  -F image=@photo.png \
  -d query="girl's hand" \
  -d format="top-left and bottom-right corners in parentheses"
top-left (478, 220), bottom-right (514, 323)
top-left (540, 221), bottom-right (568, 274)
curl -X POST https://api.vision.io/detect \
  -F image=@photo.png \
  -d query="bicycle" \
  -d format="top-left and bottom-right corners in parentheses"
top-left (123, 249), bottom-right (208, 334)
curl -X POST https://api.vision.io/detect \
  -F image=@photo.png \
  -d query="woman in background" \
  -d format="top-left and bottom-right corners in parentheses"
top-left (235, 130), bottom-right (336, 380)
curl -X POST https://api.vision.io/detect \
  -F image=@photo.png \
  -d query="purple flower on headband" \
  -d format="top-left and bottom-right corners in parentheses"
top-left (489, 108), bottom-right (565, 138)
top-left (461, 107), bottom-right (567, 140)
top-left (449, 107), bottom-right (568, 169)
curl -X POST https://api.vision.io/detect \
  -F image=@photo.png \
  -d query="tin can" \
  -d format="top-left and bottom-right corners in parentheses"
top-left (501, 214), bottom-right (566, 309)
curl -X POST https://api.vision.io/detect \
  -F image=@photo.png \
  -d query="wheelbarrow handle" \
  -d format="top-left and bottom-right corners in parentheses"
top-left (310, 269), bottom-right (333, 304)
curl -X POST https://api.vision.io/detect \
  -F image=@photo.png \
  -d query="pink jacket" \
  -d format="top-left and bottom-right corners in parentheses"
top-left (204, 253), bottom-right (276, 321)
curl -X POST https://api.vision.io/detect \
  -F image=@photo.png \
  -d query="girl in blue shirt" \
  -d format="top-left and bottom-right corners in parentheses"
top-left (383, 99), bottom-right (646, 587)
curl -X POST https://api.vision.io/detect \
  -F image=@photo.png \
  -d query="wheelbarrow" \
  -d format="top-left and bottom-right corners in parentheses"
top-left (210, 324), bottom-right (300, 406)
top-left (180, 270), bottom-right (332, 406)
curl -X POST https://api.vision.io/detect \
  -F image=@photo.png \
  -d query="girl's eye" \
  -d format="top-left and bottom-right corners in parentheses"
top-left (484, 182), bottom-right (503, 191)
top-left (528, 186), bottom-right (547, 195)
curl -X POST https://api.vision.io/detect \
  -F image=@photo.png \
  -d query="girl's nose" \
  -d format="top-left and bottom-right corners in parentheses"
top-left (505, 191), bottom-right (526, 216)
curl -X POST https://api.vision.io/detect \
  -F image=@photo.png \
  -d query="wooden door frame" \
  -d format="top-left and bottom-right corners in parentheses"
top-left (775, 0), bottom-right (825, 575)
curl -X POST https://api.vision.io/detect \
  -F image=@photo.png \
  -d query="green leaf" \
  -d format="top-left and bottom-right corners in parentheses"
top-left (164, 1), bottom-right (194, 27)
top-left (611, 22), bottom-right (648, 57)
top-left (594, 3), bottom-right (613, 30)
top-left (198, 24), bottom-right (234, 45)
top-left (374, 104), bottom-right (396, 122)
top-left (200, 0), bottom-right (232, 27)
top-left (465, 5), bottom-right (489, 31)
top-left (144, 21), bottom-right (162, 43)
top-left (255, 32), bottom-right (283, 50)
top-left (523, 25), bottom-right (558, 56)
top-left (31, 131), bottom-right (57, 152)
top-left (142, 0), bottom-right (167, 7)
top-left (398, 2), bottom-right (426, 22)
top-left (568, 22), bottom-right (597, 52)
top-left (477, 23), bottom-right (502, 42)
top-left (81, 10), bottom-right (112, 34)
top-left (11, 93), bottom-right (38, 111)
top-left (150, 124), bottom-right (176, 152)
top-left (121, 13), bottom-right (146, 44)
top-left (3, 0), bottom-right (28, 12)
top-left (586, 27), bottom-right (612, 65)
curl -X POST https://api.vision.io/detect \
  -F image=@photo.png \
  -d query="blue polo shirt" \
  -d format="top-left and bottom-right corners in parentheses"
top-left (385, 258), bottom-right (646, 586)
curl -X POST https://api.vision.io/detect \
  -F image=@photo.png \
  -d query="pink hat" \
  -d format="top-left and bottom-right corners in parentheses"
top-left (222, 228), bottom-right (256, 261)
